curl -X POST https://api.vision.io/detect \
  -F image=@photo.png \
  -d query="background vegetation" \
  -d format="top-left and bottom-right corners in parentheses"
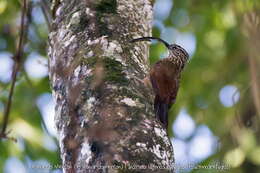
top-left (0, 0), bottom-right (259, 172)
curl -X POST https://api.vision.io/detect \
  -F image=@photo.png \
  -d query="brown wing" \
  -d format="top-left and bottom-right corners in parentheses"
top-left (150, 60), bottom-right (180, 128)
top-left (150, 61), bottom-right (180, 104)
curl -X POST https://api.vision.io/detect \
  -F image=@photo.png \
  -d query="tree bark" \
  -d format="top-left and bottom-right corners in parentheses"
top-left (48, 0), bottom-right (174, 172)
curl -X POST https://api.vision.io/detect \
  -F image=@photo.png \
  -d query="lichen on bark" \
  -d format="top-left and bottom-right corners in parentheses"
top-left (48, 0), bottom-right (174, 172)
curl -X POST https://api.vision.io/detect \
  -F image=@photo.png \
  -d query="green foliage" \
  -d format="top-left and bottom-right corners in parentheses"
top-left (0, 0), bottom-right (60, 171)
top-left (151, 0), bottom-right (260, 172)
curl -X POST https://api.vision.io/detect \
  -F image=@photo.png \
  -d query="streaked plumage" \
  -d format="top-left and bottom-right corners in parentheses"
top-left (131, 37), bottom-right (189, 129)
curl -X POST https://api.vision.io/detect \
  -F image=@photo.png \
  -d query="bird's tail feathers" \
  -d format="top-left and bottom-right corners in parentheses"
top-left (154, 95), bottom-right (169, 129)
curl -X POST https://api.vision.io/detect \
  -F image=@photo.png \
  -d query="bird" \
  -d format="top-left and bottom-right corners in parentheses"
top-left (131, 37), bottom-right (189, 129)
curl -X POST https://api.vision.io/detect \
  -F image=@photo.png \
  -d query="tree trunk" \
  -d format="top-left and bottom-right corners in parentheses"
top-left (48, 0), bottom-right (174, 172)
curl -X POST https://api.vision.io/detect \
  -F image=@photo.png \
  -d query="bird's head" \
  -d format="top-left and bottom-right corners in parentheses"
top-left (168, 44), bottom-right (189, 68)
top-left (130, 36), bottom-right (189, 69)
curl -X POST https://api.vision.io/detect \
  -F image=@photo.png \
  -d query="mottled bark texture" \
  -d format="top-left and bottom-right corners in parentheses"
top-left (48, 0), bottom-right (174, 172)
